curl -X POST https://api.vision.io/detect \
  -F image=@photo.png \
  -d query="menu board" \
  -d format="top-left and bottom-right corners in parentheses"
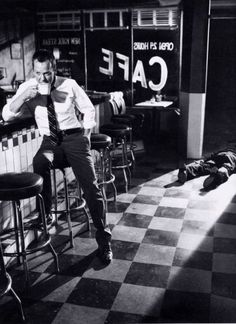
top-left (37, 31), bottom-right (84, 85)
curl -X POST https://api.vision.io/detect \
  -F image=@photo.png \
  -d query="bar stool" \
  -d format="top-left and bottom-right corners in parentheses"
top-left (51, 162), bottom-right (90, 248)
top-left (109, 92), bottom-right (145, 166)
top-left (90, 133), bottom-right (117, 208)
top-left (0, 236), bottom-right (25, 322)
top-left (100, 124), bottom-right (132, 192)
top-left (0, 172), bottom-right (59, 288)
top-left (110, 114), bottom-right (136, 166)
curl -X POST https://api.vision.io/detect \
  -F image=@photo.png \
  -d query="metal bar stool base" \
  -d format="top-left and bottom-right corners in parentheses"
top-left (0, 239), bottom-right (25, 322)
top-left (52, 168), bottom-right (90, 248)
top-left (0, 172), bottom-right (60, 289)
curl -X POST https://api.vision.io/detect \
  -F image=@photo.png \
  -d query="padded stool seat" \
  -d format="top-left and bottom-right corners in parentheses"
top-left (91, 133), bottom-right (112, 150)
top-left (111, 114), bottom-right (136, 123)
top-left (100, 123), bottom-right (131, 137)
top-left (104, 118), bottom-right (136, 166)
top-left (51, 161), bottom-right (90, 248)
top-left (91, 133), bottom-right (117, 206)
top-left (0, 172), bottom-right (59, 287)
top-left (0, 172), bottom-right (43, 200)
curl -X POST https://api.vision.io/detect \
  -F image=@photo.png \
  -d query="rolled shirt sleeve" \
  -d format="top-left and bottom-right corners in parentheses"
top-left (2, 80), bottom-right (36, 121)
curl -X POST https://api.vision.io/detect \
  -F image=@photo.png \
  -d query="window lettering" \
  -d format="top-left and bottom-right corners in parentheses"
top-left (99, 48), bottom-right (168, 90)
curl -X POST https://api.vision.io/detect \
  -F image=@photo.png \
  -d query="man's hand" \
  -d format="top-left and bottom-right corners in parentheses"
top-left (84, 128), bottom-right (91, 140)
top-left (21, 86), bottom-right (38, 102)
top-left (9, 85), bottom-right (38, 114)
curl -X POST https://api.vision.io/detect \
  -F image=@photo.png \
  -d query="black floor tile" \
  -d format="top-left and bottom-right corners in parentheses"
top-left (216, 212), bottom-right (236, 225)
top-left (143, 229), bottom-right (179, 246)
top-left (127, 186), bottom-right (142, 195)
top-left (0, 299), bottom-right (62, 324)
top-left (118, 213), bottom-right (152, 228)
top-left (133, 194), bottom-right (162, 205)
top-left (164, 188), bottom-right (191, 199)
top-left (111, 240), bottom-right (140, 261)
top-left (67, 278), bottom-right (121, 309)
top-left (212, 272), bottom-right (236, 299)
top-left (160, 290), bottom-right (211, 322)
top-left (213, 237), bottom-right (236, 254)
top-left (10, 270), bottom-right (42, 296)
top-left (46, 253), bottom-right (96, 277)
top-left (173, 248), bottom-right (213, 271)
top-left (154, 206), bottom-right (186, 219)
top-left (107, 201), bottom-right (130, 213)
top-left (124, 262), bottom-right (171, 288)
top-left (23, 274), bottom-right (78, 301)
top-left (182, 220), bottom-right (214, 236)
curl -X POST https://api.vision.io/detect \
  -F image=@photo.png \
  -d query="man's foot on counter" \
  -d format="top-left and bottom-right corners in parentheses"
top-left (97, 244), bottom-right (113, 264)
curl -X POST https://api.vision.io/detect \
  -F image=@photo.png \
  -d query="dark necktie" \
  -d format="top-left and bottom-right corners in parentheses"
top-left (47, 92), bottom-right (58, 145)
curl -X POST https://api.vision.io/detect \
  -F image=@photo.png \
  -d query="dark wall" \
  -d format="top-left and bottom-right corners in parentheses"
top-left (206, 19), bottom-right (236, 111)
top-left (181, 0), bottom-right (210, 93)
top-left (203, 17), bottom-right (236, 155)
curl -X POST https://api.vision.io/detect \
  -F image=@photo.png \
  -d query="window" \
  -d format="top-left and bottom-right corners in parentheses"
top-left (37, 11), bottom-right (81, 31)
top-left (132, 8), bottom-right (179, 28)
top-left (84, 9), bottom-right (129, 30)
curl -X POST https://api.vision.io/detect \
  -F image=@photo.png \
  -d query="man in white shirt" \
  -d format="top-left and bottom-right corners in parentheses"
top-left (2, 49), bottom-right (112, 264)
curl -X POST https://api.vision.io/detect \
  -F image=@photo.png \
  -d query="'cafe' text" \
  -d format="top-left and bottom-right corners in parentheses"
top-left (99, 48), bottom-right (168, 91)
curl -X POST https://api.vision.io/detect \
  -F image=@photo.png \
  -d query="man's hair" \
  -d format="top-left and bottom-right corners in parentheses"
top-left (32, 49), bottom-right (56, 69)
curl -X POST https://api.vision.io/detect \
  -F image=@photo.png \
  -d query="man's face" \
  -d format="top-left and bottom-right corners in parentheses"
top-left (33, 59), bottom-right (55, 84)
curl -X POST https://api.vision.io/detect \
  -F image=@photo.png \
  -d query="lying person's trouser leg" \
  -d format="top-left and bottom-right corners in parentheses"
top-left (178, 159), bottom-right (214, 183)
top-left (203, 151), bottom-right (236, 190)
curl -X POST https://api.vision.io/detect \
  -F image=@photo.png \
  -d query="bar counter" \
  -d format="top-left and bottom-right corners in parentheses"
top-left (0, 90), bottom-right (110, 235)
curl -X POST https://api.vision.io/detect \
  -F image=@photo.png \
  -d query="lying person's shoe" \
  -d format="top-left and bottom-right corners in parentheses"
top-left (97, 244), bottom-right (113, 264)
top-left (203, 174), bottom-right (216, 190)
top-left (203, 171), bottom-right (228, 191)
top-left (178, 166), bottom-right (187, 184)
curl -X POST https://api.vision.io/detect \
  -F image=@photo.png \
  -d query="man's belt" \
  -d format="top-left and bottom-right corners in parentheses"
top-left (58, 128), bottom-right (83, 137)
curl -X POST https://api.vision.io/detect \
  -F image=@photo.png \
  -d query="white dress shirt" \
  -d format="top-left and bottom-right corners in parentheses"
top-left (2, 76), bottom-right (96, 137)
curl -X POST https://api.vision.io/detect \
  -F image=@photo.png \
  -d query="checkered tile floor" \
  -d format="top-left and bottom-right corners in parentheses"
top-left (1, 142), bottom-right (236, 323)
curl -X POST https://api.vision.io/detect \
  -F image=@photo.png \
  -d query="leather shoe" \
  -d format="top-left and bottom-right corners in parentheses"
top-left (97, 245), bottom-right (113, 264)
top-left (203, 174), bottom-right (216, 190)
top-left (178, 166), bottom-right (187, 184)
top-left (203, 171), bottom-right (228, 191)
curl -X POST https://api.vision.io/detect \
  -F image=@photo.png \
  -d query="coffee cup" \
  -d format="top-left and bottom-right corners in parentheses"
top-left (37, 83), bottom-right (51, 95)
